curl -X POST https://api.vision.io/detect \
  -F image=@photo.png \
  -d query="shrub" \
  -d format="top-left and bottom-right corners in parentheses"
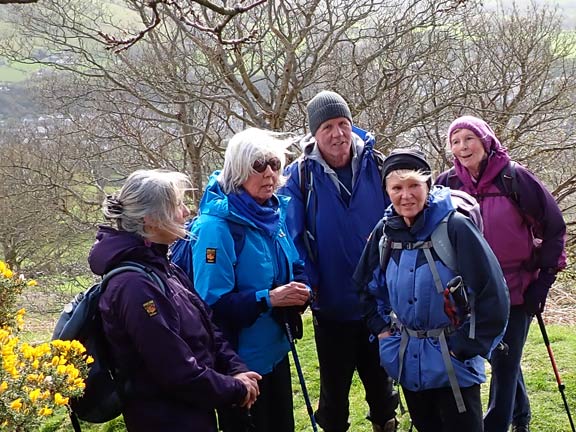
top-left (0, 261), bottom-right (92, 431)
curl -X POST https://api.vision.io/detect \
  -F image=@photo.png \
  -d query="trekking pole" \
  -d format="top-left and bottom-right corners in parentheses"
top-left (536, 313), bottom-right (575, 432)
top-left (284, 321), bottom-right (318, 432)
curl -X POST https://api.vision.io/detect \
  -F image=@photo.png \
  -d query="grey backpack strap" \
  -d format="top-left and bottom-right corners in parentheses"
top-left (390, 239), bottom-right (445, 294)
top-left (438, 330), bottom-right (467, 413)
top-left (398, 326), bottom-right (467, 414)
top-left (422, 247), bottom-right (445, 294)
top-left (468, 294), bottom-right (476, 340)
top-left (430, 215), bottom-right (476, 339)
top-left (430, 215), bottom-right (457, 273)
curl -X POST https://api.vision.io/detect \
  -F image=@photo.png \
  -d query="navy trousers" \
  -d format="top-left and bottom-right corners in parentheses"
top-left (403, 384), bottom-right (483, 432)
top-left (218, 355), bottom-right (294, 432)
top-left (484, 306), bottom-right (532, 432)
top-left (312, 313), bottom-right (398, 432)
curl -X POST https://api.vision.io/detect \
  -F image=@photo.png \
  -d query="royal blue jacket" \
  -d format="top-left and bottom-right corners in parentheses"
top-left (280, 131), bottom-right (387, 321)
top-left (89, 226), bottom-right (248, 432)
top-left (190, 173), bottom-right (307, 374)
top-left (356, 186), bottom-right (509, 391)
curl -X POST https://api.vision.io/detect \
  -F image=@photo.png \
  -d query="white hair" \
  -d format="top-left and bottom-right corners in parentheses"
top-left (218, 128), bottom-right (290, 194)
top-left (103, 169), bottom-right (192, 239)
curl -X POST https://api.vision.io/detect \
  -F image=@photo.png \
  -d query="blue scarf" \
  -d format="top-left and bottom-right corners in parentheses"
top-left (228, 189), bottom-right (281, 237)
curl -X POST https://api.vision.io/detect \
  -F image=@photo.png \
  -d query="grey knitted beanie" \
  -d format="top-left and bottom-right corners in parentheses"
top-left (306, 91), bottom-right (352, 136)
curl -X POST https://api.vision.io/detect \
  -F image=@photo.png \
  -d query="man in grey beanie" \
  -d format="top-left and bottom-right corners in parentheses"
top-left (280, 90), bottom-right (399, 432)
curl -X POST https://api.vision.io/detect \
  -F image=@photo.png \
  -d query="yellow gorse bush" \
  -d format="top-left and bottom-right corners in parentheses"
top-left (0, 261), bottom-right (92, 431)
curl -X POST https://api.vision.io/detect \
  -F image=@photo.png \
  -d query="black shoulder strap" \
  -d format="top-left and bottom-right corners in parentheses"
top-left (498, 161), bottom-right (520, 205)
top-left (373, 149), bottom-right (385, 180)
top-left (446, 167), bottom-right (463, 189)
top-left (379, 228), bottom-right (392, 271)
top-left (298, 157), bottom-right (317, 264)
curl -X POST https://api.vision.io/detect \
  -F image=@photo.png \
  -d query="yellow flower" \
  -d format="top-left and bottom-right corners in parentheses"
top-left (10, 398), bottom-right (23, 411)
top-left (21, 343), bottom-right (35, 359)
top-left (54, 392), bottom-right (69, 406)
top-left (39, 406), bottom-right (53, 416)
top-left (3, 268), bottom-right (14, 278)
top-left (26, 279), bottom-right (38, 286)
top-left (0, 381), bottom-right (7, 394)
top-left (71, 378), bottom-right (85, 390)
top-left (29, 388), bottom-right (41, 403)
top-left (0, 260), bottom-right (6, 272)
top-left (86, 355), bottom-right (94, 365)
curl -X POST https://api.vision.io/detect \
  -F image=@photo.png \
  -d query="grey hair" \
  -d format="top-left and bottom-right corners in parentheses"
top-left (102, 169), bottom-right (192, 239)
top-left (217, 128), bottom-right (290, 194)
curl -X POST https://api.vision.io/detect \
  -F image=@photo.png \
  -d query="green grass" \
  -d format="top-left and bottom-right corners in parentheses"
top-left (40, 314), bottom-right (576, 431)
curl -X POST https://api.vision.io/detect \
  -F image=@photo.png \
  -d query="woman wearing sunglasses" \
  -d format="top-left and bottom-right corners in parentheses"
top-left (186, 128), bottom-right (311, 432)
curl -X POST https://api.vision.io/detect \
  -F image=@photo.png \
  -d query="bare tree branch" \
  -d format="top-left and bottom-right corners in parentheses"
top-left (0, 0), bottom-right (38, 3)
top-left (99, 0), bottom-right (267, 51)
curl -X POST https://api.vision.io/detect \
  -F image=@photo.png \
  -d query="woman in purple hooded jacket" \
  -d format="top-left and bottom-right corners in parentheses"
top-left (436, 116), bottom-right (566, 432)
top-left (88, 169), bottom-right (261, 431)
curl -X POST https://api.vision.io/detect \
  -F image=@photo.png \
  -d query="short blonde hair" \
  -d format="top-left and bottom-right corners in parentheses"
top-left (385, 169), bottom-right (431, 190)
top-left (103, 169), bottom-right (192, 239)
top-left (218, 128), bottom-right (290, 194)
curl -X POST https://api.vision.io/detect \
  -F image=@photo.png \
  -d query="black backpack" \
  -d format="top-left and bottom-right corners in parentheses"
top-left (170, 218), bottom-right (246, 281)
top-left (52, 261), bottom-right (166, 431)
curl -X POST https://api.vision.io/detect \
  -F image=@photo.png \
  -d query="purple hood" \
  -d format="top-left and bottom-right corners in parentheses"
top-left (88, 225), bottom-right (169, 276)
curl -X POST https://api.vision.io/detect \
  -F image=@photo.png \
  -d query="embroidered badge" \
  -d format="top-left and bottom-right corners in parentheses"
top-left (142, 300), bottom-right (158, 317)
top-left (206, 248), bottom-right (217, 263)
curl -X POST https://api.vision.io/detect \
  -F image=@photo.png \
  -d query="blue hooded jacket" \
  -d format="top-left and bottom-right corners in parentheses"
top-left (280, 130), bottom-right (388, 321)
top-left (357, 186), bottom-right (509, 391)
top-left (189, 172), bottom-right (308, 374)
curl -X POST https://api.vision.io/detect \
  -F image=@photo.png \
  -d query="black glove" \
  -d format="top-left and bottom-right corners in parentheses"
top-left (271, 306), bottom-right (303, 340)
top-left (523, 270), bottom-right (556, 315)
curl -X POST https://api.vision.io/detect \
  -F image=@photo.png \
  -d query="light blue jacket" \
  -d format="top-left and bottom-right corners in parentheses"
top-left (190, 172), bottom-right (305, 374)
top-left (361, 187), bottom-right (509, 391)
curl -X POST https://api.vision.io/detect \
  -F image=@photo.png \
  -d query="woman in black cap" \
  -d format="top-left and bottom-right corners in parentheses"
top-left (355, 149), bottom-right (509, 432)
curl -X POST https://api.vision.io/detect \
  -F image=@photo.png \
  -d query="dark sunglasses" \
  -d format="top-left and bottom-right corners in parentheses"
top-left (252, 157), bottom-right (282, 173)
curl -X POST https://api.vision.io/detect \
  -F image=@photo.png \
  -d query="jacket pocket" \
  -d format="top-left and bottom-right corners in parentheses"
top-left (378, 333), bottom-right (401, 381)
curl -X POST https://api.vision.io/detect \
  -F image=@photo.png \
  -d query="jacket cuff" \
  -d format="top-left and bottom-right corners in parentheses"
top-left (255, 289), bottom-right (271, 310)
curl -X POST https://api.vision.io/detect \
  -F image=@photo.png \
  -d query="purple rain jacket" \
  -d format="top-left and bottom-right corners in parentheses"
top-left (88, 226), bottom-right (248, 432)
top-left (437, 116), bottom-right (566, 305)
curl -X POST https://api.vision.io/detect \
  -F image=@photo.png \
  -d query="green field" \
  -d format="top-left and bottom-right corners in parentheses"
top-left (34, 313), bottom-right (576, 431)
top-left (0, 62), bottom-right (41, 83)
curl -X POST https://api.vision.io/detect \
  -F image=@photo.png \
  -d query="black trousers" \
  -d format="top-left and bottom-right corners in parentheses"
top-left (313, 314), bottom-right (398, 432)
top-left (403, 384), bottom-right (483, 432)
top-left (218, 354), bottom-right (294, 432)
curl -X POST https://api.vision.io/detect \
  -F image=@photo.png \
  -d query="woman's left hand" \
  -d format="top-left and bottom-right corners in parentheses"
top-left (269, 282), bottom-right (311, 307)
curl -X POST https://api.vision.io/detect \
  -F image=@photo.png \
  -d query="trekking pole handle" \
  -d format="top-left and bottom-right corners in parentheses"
top-left (447, 276), bottom-right (463, 292)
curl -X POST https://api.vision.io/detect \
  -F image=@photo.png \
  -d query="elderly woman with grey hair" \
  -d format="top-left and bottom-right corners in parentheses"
top-left (89, 169), bottom-right (261, 431)
top-left (176, 128), bottom-right (311, 432)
